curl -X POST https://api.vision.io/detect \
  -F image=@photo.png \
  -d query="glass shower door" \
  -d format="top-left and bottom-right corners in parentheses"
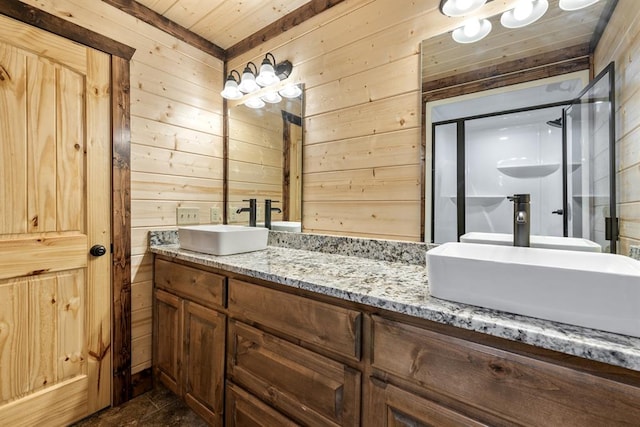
top-left (565, 63), bottom-right (616, 253)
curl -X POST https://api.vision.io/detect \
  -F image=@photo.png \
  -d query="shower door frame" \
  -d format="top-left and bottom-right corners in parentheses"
top-left (431, 100), bottom-right (572, 243)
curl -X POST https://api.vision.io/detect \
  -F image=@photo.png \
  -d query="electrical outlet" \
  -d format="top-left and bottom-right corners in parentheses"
top-left (228, 207), bottom-right (239, 223)
top-left (176, 207), bottom-right (200, 225)
top-left (210, 207), bottom-right (221, 223)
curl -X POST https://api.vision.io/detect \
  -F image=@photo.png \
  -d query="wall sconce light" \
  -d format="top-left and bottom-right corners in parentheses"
top-left (452, 18), bottom-right (492, 43)
top-left (440, 0), bottom-right (487, 17)
top-left (256, 53), bottom-right (279, 86)
top-left (261, 91), bottom-right (282, 104)
top-left (221, 54), bottom-right (296, 101)
top-left (559, 0), bottom-right (600, 11)
top-left (501, 0), bottom-right (548, 28)
top-left (237, 62), bottom-right (260, 93)
top-left (220, 70), bottom-right (243, 100)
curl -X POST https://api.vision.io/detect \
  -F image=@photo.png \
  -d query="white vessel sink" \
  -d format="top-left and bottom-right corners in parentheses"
top-left (460, 232), bottom-right (602, 252)
top-left (179, 225), bottom-right (268, 256)
top-left (427, 242), bottom-right (640, 337)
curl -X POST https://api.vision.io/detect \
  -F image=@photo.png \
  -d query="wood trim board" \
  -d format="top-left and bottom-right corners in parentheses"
top-left (101, 0), bottom-right (225, 60)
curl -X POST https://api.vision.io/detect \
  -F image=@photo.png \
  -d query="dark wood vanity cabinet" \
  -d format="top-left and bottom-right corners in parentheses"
top-left (153, 259), bottom-right (227, 426)
top-left (153, 256), bottom-right (640, 427)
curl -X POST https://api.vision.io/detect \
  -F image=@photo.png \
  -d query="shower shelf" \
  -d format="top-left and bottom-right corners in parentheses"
top-left (497, 163), bottom-right (560, 178)
top-left (448, 196), bottom-right (505, 206)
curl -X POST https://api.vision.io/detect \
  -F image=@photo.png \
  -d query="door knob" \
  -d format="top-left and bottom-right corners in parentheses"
top-left (90, 244), bottom-right (107, 257)
top-left (551, 209), bottom-right (564, 215)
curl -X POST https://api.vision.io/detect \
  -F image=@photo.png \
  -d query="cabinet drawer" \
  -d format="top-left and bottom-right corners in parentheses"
top-left (228, 320), bottom-right (361, 426)
top-left (366, 377), bottom-right (488, 427)
top-left (226, 382), bottom-right (299, 427)
top-left (228, 279), bottom-right (361, 360)
top-left (155, 258), bottom-right (226, 309)
top-left (371, 316), bottom-right (640, 426)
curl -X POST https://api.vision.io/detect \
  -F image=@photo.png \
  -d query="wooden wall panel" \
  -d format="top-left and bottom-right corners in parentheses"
top-left (20, 0), bottom-right (224, 380)
top-left (594, 0), bottom-right (640, 254)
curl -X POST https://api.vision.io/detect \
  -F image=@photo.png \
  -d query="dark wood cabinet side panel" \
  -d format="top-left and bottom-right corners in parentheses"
top-left (225, 382), bottom-right (300, 427)
top-left (228, 320), bottom-right (361, 426)
top-left (371, 316), bottom-right (640, 426)
top-left (153, 289), bottom-right (183, 395)
top-left (228, 278), bottom-right (361, 361)
top-left (155, 258), bottom-right (226, 309)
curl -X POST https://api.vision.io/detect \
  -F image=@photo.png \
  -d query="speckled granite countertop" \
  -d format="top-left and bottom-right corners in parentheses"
top-left (150, 231), bottom-right (640, 372)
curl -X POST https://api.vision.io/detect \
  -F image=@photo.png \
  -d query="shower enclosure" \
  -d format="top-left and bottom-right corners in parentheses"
top-left (431, 64), bottom-right (617, 252)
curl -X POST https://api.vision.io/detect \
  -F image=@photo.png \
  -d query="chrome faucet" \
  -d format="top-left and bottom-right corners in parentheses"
top-left (236, 198), bottom-right (257, 227)
top-left (507, 194), bottom-right (530, 247)
top-left (264, 199), bottom-right (282, 230)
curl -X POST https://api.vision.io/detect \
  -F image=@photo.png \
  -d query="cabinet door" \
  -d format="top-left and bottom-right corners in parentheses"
top-left (183, 301), bottom-right (226, 426)
top-left (228, 320), bottom-right (361, 426)
top-left (154, 289), bottom-right (183, 395)
top-left (226, 382), bottom-right (299, 427)
top-left (366, 378), bottom-right (488, 427)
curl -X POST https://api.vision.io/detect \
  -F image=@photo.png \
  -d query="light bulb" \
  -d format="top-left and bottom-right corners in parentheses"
top-left (513, 0), bottom-right (534, 20)
top-left (454, 0), bottom-right (473, 11)
top-left (463, 19), bottom-right (481, 37)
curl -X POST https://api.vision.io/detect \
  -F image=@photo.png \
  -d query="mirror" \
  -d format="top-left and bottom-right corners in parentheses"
top-left (421, 0), bottom-right (617, 247)
top-left (226, 85), bottom-right (303, 228)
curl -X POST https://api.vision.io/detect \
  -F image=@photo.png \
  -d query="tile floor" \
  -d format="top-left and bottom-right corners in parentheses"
top-left (71, 384), bottom-right (207, 426)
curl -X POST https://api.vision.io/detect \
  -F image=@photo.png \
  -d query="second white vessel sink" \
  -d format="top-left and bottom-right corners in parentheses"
top-left (460, 232), bottom-right (602, 252)
top-left (179, 224), bottom-right (268, 256)
top-left (427, 242), bottom-right (640, 337)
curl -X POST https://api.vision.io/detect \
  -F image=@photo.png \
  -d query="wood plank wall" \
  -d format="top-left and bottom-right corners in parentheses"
top-left (227, 0), bottom-right (522, 241)
top-left (594, 0), bottom-right (640, 255)
top-left (21, 0), bottom-right (224, 375)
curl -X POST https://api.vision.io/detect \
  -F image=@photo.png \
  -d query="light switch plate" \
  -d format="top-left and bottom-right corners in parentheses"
top-left (177, 207), bottom-right (200, 225)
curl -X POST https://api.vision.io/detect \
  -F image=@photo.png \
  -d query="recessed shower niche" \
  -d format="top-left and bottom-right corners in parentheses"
top-left (430, 68), bottom-right (617, 252)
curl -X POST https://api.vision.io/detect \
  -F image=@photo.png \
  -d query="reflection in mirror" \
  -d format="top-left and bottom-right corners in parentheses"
top-left (421, 0), bottom-right (617, 250)
top-left (227, 85), bottom-right (303, 228)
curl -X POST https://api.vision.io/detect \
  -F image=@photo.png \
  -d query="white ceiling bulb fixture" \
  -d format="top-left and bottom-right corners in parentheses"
top-left (501, 0), bottom-right (549, 29)
top-left (452, 18), bottom-right (492, 43)
top-left (559, 0), bottom-right (600, 11)
top-left (440, 0), bottom-right (487, 17)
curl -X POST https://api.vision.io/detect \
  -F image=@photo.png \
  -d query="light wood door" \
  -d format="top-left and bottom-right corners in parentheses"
top-left (0, 15), bottom-right (111, 426)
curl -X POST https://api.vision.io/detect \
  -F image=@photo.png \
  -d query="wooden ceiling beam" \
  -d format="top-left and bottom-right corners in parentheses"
top-left (226, 0), bottom-right (346, 60)
top-left (101, 0), bottom-right (226, 60)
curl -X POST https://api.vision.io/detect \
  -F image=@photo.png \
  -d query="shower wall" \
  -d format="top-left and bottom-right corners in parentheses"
top-left (434, 111), bottom-right (565, 243)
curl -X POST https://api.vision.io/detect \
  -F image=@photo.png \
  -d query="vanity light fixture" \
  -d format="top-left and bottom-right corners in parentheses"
top-left (452, 18), bottom-right (492, 43)
top-left (440, 0), bottom-right (487, 17)
top-left (220, 70), bottom-right (243, 100)
top-left (558, 0), bottom-right (600, 11)
top-left (221, 54), bottom-right (296, 101)
top-left (501, 0), bottom-right (548, 29)
top-left (237, 62), bottom-right (260, 93)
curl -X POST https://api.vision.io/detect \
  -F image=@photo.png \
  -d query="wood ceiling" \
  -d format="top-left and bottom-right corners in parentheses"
top-left (136, 0), bottom-right (311, 50)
